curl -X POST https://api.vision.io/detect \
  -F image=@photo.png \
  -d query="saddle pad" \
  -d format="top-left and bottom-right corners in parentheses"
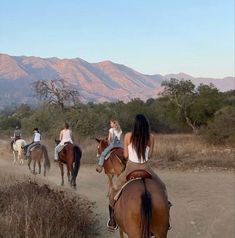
top-left (30, 144), bottom-right (41, 152)
top-left (114, 178), bottom-right (142, 201)
top-left (104, 150), bottom-right (122, 161)
top-left (58, 145), bottom-right (65, 153)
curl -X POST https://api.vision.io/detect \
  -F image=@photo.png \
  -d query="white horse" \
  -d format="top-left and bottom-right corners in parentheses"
top-left (11, 139), bottom-right (27, 165)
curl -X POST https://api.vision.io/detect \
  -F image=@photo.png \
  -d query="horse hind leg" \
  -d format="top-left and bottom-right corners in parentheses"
top-left (38, 161), bottom-right (41, 174)
top-left (32, 160), bottom-right (36, 174)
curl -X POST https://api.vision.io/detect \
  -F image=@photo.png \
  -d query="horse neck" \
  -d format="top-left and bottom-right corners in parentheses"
top-left (101, 141), bottom-right (108, 152)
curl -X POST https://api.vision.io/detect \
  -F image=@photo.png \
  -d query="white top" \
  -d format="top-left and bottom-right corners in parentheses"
top-left (109, 128), bottom-right (122, 140)
top-left (128, 143), bottom-right (149, 163)
top-left (33, 132), bottom-right (41, 142)
top-left (60, 129), bottom-right (73, 145)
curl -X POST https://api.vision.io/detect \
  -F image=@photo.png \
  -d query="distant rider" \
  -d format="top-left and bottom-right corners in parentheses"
top-left (54, 122), bottom-right (73, 161)
top-left (26, 128), bottom-right (41, 158)
top-left (11, 126), bottom-right (22, 149)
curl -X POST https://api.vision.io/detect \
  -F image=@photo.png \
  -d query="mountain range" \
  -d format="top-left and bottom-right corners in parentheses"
top-left (0, 53), bottom-right (234, 109)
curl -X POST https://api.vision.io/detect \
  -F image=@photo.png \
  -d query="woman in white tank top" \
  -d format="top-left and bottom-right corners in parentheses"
top-left (107, 114), bottom-right (169, 230)
top-left (54, 122), bottom-right (73, 161)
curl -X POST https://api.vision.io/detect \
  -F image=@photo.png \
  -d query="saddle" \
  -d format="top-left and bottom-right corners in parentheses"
top-left (126, 169), bottom-right (152, 181)
top-left (30, 144), bottom-right (41, 152)
top-left (58, 142), bottom-right (72, 153)
top-left (114, 169), bottom-right (152, 202)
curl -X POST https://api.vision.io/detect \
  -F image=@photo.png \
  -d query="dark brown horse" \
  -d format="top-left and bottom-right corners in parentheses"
top-left (113, 175), bottom-right (170, 238)
top-left (55, 140), bottom-right (82, 188)
top-left (23, 144), bottom-right (50, 176)
top-left (96, 138), bottom-right (126, 195)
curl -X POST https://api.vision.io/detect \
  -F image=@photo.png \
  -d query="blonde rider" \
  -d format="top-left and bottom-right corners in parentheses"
top-left (96, 119), bottom-right (122, 173)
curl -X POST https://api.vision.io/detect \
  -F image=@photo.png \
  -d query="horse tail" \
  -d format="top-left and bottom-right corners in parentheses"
top-left (140, 178), bottom-right (152, 238)
top-left (42, 145), bottom-right (50, 170)
top-left (73, 145), bottom-right (82, 178)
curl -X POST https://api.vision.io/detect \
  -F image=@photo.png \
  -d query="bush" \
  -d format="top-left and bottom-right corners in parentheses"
top-left (0, 179), bottom-right (99, 238)
top-left (203, 106), bottom-right (235, 145)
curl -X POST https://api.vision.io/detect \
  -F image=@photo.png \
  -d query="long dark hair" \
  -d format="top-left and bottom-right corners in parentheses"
top-left (130, 114), bottom-right (150, 162)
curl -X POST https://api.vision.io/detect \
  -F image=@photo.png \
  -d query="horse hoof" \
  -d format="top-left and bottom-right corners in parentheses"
top-left (107, 219), bottom-right (118, 232)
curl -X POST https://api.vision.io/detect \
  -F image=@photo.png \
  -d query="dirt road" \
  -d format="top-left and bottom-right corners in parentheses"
top-left (0, 141), bottom-right (234, 237)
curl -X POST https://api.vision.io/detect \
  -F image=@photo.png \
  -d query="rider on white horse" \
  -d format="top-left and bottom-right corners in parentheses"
top-left (11, 126), bottom-right (22, 149)
top-left (13, 126), bottom-right (21, 140)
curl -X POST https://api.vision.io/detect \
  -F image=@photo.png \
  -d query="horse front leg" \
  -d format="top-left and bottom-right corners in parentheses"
top-left (20, 153), bottom-right (24, 165)
top-left (13, 151), bottom-right (16, 164)
top-left (59, 163), bottom-right (64, 186)
top-left (28, 158), bottom-right (32, 171)
top-left (119, 228), bottom-right (124, 238)
top-left (107, 173), bottom-right (114, 197)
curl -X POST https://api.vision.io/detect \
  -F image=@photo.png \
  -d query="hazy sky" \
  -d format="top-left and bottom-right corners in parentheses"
top-left (0, 0), bottom-right (234, 77)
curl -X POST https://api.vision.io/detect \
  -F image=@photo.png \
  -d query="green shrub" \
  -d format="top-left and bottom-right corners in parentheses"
top-left (203, 106), bottom-right (235, 145)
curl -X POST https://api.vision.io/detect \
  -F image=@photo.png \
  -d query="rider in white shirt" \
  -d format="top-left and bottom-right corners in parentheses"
top-left (26, 128), bottom-right (41, 157)
top-left (54, 122), bottom-right (73, 161)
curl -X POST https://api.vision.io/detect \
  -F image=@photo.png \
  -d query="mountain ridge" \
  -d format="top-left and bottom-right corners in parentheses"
top-left (0, 53), bottom-right (234, 108)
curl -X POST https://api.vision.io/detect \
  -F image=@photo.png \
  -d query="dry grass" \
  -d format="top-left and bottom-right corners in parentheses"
top-left (2, 134), bottom-right (234, 171)
top-left (152, 134), bottom-right (235, 170)
top-left (0, 172), bottom-right (99, 238)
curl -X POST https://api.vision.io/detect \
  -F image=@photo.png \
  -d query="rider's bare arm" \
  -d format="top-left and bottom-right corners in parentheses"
top-left (148, 134), bottom-right (155, 159)
top-left (123, 132), bottom-right (131, 159)
top-left (107, 131), bottom-right (112, 143)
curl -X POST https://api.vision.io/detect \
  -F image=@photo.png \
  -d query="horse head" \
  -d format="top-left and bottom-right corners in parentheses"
top-left (95, 137), bottom-right (108, 158)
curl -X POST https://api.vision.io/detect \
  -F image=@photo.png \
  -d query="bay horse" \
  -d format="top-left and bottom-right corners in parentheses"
top-left (23, 144), bottom-right (50, 176)
top-left (96, 138), bottom-right (126, 196)
top-left (113, 175), bottom-right (170, 238)
top-left (55, 140), bottom-right (82, 188)
top-left (11, 139), bottom-right (27, 165)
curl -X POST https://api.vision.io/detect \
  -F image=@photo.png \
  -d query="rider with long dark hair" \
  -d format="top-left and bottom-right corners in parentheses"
top-left (107, 114), bottom-right (170, 230)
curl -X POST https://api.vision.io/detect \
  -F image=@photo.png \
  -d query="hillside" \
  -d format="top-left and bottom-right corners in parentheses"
top-left (0, 53), bottom-right (234, 108)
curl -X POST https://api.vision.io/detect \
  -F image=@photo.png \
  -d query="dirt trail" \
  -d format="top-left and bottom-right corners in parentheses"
top-left (0, 140), bottom-right (234, 238)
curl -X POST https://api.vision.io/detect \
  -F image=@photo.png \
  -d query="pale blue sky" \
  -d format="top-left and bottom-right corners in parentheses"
top-left (0, 0), bottom-right (234, 77)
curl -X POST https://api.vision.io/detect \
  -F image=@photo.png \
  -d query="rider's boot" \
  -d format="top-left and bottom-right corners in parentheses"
top-left (168, 201), bottom-right (172, 230)
top-left (107, 205), bottom-right (118, 231)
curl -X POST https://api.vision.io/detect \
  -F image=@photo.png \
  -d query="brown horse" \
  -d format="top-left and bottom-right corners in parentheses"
top-left (23, 144), bottom-right (50, 176)
top-left (96, 138), bottom-right (126, 195)
top-left (114, 175), bottom-right (170, 238)
top-left (55, 140), bottom-right (82, 188)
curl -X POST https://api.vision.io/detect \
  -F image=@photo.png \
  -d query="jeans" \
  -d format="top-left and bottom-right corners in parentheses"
top-left (54, 143), bottom-right (61, 161)
top-left (98, 142), bottom-right (122, 166)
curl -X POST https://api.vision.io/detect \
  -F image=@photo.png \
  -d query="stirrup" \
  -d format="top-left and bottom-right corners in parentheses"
top-left (107, 219), bottom-right (118, 231)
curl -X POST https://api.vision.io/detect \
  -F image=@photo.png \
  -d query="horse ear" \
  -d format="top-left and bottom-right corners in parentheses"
top-left (96, 138), bottom-right (101, 143)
